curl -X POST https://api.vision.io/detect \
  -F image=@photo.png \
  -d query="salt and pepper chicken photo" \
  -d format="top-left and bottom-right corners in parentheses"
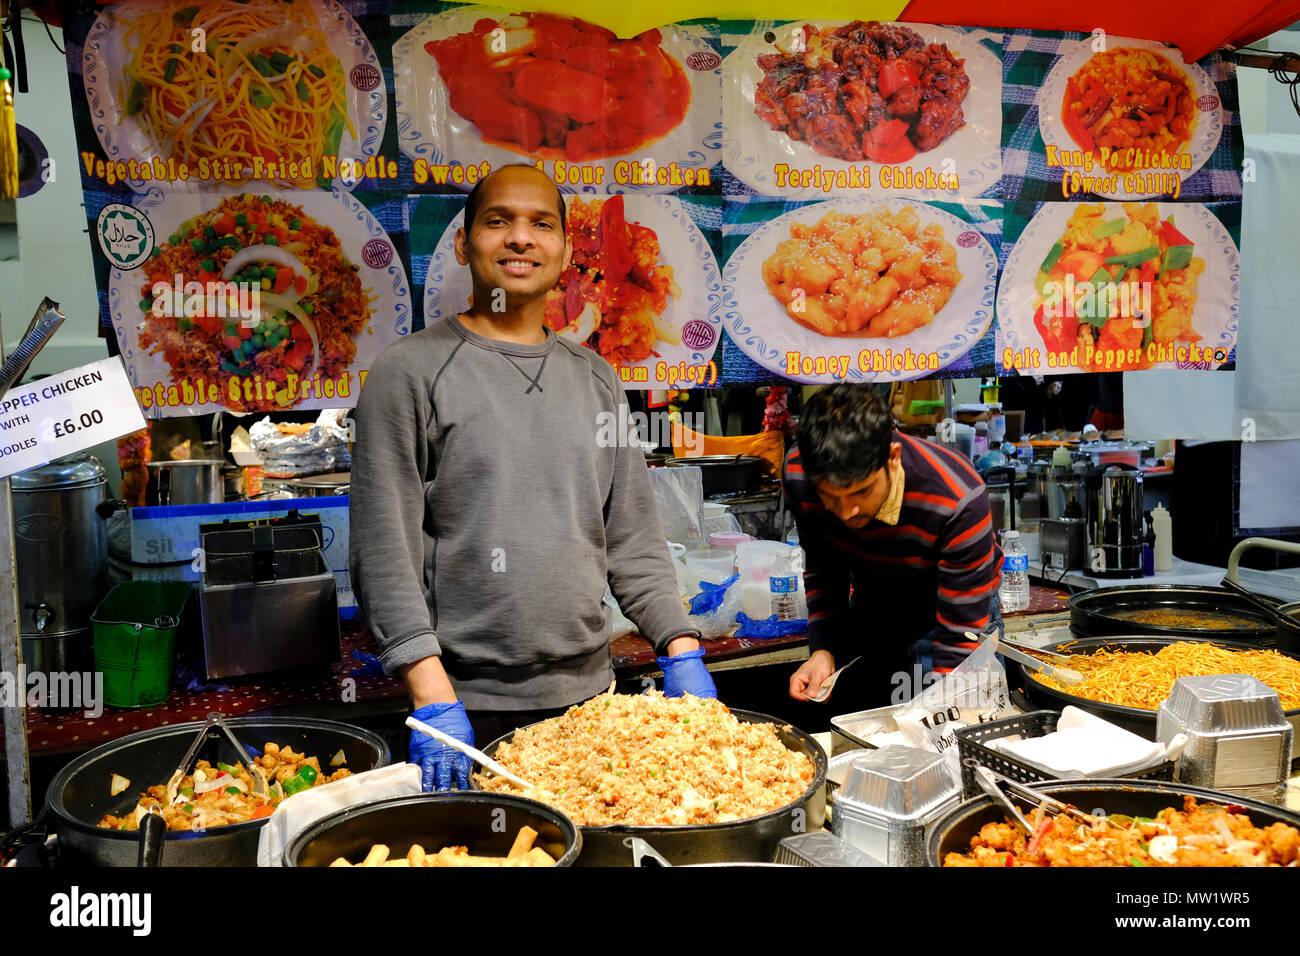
top-left (1031, 201), bottom-right (1204, 367)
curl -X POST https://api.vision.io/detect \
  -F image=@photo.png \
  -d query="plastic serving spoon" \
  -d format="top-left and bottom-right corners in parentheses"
top-left (405, 716), bottom-right (535, 790)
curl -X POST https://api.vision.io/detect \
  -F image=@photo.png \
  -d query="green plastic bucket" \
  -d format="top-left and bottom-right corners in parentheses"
top-left (92, 581), bottom-right (190, 708)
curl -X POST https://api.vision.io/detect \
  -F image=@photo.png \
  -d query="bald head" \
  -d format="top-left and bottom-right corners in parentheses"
top-left (463, 164), bottom-right (566, 237)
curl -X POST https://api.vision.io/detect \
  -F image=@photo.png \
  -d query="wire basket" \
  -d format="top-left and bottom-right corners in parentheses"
top-left (955, 710), bottom-right (1176, 798)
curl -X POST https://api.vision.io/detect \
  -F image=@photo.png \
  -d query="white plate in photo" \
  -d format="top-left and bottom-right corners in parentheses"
top-left (106, 186), bottom-right (411, 412)
top-left (723, 22), bottom-right (1002, 201)
top-left (424, 195), bottom-right (722, 388)
top-left (1036, 37), bottom-right (1223, 200)
top-left (724, 197), bottom-right (997, 384)
top-left (997, 201), bottom-right (1239, 371)
top-left (82, 0), bottom-right (387, 193)
top-left (393, 5), bottom-right (721, 193)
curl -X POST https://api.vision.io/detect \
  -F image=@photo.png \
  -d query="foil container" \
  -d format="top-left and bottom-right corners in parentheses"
top-left (1156, 674), bottom-right (1294, 799)
top-left (830, 746), bottom-right (960, 867)
top-left (773, 831), bottom-right (883, 867)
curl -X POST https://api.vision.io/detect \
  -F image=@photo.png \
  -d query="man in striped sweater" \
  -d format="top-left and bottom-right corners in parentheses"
top-left (785, 385), bottom-right (1002, 709)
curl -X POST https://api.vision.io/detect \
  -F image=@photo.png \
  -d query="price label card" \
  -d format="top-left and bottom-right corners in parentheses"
top-left (0, 357), bottom-right (146, 480)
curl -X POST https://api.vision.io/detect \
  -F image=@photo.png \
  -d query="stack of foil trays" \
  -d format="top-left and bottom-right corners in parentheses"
top-left (1156, 674), bottom-right (1294, 804)
top-left (830, 745), bottom-right (960, 867)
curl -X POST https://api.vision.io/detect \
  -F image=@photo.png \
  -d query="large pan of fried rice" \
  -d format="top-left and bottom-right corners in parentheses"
top-left (473, 692), bottom-right (827, 867)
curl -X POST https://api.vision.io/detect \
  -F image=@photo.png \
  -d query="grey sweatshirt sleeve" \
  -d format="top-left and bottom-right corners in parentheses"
top-left (601, 390), bottom-right (700, 655)
top-left (349, 350), bottom-right (442, 674)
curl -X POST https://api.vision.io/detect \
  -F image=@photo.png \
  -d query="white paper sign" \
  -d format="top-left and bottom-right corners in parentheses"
top-left (0, 357), bottom-right (145, 479)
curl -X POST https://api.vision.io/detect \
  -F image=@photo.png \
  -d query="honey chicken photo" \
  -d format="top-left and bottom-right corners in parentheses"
top-left (760, 205), bottom-right (963, 339)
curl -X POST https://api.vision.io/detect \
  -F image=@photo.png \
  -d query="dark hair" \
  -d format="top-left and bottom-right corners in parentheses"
top-left (797, 384), bottom-right (895, 485)
top-left (462, 164), bottom-right (566, 236)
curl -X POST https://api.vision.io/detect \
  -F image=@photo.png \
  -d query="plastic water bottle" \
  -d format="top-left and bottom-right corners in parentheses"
top-left (999, 530), bottom-right (1031, 613)
top-left (769, 547), bottom-right (800, 621)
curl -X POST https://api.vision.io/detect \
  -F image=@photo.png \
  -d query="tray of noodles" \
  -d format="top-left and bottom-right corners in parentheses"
top-left (1015, 635), bottom-right (1300, 740)
top-left (107, 188), bottom-right (411, 414)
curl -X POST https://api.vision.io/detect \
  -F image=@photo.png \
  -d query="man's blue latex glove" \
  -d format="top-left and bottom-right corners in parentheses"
top-left (657, 647), bottom-right (718, 699)
top-left (409, 701), bottom-right (474, 792)
top-left (350, 650), bottom-right (385, 677)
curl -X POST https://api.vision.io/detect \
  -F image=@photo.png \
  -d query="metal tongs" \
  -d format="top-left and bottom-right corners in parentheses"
top-left (969, 631), bottom-right (1084, 686)
top-left (973, 766), bottom-right (1102, 834)
top-left (163, 712), bottom-right (269, 805)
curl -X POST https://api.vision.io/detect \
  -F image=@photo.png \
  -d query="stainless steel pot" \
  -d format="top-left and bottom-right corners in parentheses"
top-left (146, 459), bottom-right (225, 506)
top-left (283, 472), bottom-right (351, 497)
top-left (285, 792), bottom-right (582, 866)
top-left (13, 454), bottom-right (110, 673)
top-left (476, 709), bottom-right (827, 867)
top-left (39, 716), bottom-right (390, 866)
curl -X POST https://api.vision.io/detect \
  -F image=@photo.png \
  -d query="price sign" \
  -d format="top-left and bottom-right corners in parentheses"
top-left (0, 357), bottom-right (146, 479)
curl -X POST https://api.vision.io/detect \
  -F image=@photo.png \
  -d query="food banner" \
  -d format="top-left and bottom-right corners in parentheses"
top-left (64, 4), bottom-right (1246, 418)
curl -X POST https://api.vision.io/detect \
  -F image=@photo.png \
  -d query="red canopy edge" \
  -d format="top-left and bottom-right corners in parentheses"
top-left (897, 0), bottom-right (1300, 61)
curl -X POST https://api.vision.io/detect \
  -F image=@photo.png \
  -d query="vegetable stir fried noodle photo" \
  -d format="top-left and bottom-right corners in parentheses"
top-left (754, 20), bottom-right (969, 164)
top-left (1034, 641), bottom-right (1300, 711)
top-left (98, 742), bottom-right (351, 832)
top-left (477, 692), bottom-right (815, 826)
top-left (1062, 47), bottom-right (1196, 163)
top-left (944, 797), bottom-right (1300, 867)
top-left (761, 205), bottom-right (963, 338)
top-left (118, 0), bottom-right (356, 187)
top-left (1031, 202), bottom-right (1204, 367)
top-left (425, 11), bottom-right (691, 160)
top-left (136, 192), bottom-right (371, 412)
top-left (541, 196), bottom-right (680, 365)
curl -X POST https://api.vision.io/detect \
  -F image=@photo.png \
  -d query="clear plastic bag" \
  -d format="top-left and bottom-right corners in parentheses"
top-left (891, 638), bottom-right (1014, 779)
top-left (647, 466), bottom-right (705, 546)
top-left (685, 573), bottom-right (742, 640)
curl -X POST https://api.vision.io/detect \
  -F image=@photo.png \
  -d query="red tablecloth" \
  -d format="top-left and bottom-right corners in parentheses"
top-left (18, 584), bottom-right (1069, 755)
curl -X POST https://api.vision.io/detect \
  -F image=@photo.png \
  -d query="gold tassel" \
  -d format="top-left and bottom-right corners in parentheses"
top-left (0, 43), bottom-right (16, 199)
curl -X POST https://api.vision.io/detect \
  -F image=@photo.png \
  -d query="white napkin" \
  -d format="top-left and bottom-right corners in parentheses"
top-left (990, 706), bottom-right (1168, 777)
top-left (256, 763), bottom-right (422, 867)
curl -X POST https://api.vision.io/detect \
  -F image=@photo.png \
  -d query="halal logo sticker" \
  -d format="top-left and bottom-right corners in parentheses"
top-left (686, 51), bottom-right (721, 71)
top-left (96, 203), bottom-right (154, 270)
top-left (956, 230), bottom-right (981, 248)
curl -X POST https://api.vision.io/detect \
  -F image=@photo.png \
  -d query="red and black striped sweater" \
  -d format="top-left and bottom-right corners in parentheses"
top-left (782, 431), bottom-right (1003, 674)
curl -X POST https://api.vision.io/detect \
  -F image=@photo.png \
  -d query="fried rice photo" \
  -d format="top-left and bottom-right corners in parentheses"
top-left (1030, 201), bottom-right (1204, 369)
top-left (135, 193), bottom-right (371, 412)
top-left (542, 195), bottom-right (681, 365)
top-left (476, 692), bottom-right (816, 826)
top-left (1062, 47), bottom-right (1196, 165)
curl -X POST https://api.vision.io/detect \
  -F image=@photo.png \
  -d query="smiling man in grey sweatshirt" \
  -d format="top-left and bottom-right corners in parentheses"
top-left (349, 165), bottom-right (716, 791)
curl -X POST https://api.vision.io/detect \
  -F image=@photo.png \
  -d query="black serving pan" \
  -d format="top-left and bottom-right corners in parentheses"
top-left (1014, 635), bottom-right (1300, 739)
top-left (285, 792), bottom-right (582, 867)
top-left (1069, 585), bottom-right (1278, 642)
top-left (927, 779), bottom-right (1300, 866)
top-left (475, 708), bottom-right (827, 867)
top-left (41, 716), bottom-right (389, 867)
top-left (665, 455), bottom-right (767, 497)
